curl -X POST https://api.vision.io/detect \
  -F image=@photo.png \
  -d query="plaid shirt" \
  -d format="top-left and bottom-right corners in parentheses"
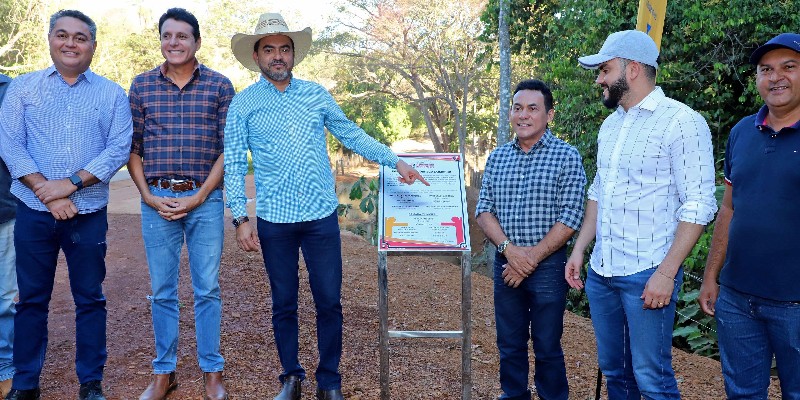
top-left (0, 66), bottom-right (132, 213)
top-left (224, 76), bottom-right (399, 222)
top-left (129, 63), bottom-right (235, 183)
top-left (476, 130), bottom-right (586, 246)
top-left (587, 87), bottom-right (716, 277)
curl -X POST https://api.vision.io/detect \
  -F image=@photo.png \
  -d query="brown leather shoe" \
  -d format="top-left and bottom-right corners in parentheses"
top-left (0, 378), bottom-right (12, 398)
top-left (138, 372), bottom-right (177, 400)
top-left (203, 372), bottom-right (228, 400)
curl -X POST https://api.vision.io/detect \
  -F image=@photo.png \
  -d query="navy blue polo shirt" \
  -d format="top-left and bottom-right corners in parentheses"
top-left (719, 106), bottom-right (800, 302)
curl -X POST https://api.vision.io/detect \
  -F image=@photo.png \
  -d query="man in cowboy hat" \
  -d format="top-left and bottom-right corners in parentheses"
top-left (128, 7), bottom-right (235, 400)
top-left (224, 12), bottom-right (428, 400)
top-left (699, 32), bottom-right (800, 399)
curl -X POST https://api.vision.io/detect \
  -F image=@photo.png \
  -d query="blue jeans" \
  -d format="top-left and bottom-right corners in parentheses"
top-left (494, 249), bottom-right (569, 400)
top-left (141, 187), bottom-right (224, 374)
top-left (0, 219), bottom-right (17, 381)
top-left (585, 267), bottom-right (682, 400)
top-left (13, 202), bottom-right (107, 389)
top-left (716, 285), bottom-right (800, 400)
top-left (257, 211), bottom-right (343, 390)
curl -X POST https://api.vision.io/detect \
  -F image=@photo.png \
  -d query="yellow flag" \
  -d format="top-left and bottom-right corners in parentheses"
top-left (636, 0), bottom-right (668, 50)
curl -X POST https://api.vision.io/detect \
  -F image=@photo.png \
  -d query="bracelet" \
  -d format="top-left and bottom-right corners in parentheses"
top-left (656, 269), bottom-right (676, 282)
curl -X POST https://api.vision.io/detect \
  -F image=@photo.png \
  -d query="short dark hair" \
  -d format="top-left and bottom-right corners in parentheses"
top-left (641, 63), bottom-right (657, 81)
top-left (49, 10), bottom-right (96, 41)
top-left (159, 8), bottom-right (200, 40)
top-left (512, 79), bottom-right (554, 111)
top-left (253, 35), bottom-right (294, 53)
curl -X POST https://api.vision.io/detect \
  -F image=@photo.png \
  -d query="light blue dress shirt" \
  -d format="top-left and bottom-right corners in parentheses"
top-left (224, 76), bottom-right (399, 223)
top-left (0, 66), bottom-right (133, 213)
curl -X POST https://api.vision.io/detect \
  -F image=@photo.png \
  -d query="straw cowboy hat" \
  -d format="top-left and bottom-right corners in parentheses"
top-left (231, 13), bottom-right (312, 72)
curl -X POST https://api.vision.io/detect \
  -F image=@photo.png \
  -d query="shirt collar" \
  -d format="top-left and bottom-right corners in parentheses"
top-left (754, 104), bottom-right (800, 131)
top-left (159, 61), bottom-right (201, 82)
top-left (258, 74), bottom-right (296, 93)
top-left (615, 86), bottom-right (665, 115)
top-left (46, 65), bottom-right (94, 84)
top-left (0, 74), bottom-right (10, 84)
top-left (512, 128), bottom-right (556, 151)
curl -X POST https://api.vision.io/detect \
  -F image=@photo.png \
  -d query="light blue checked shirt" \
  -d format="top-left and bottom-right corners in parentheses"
top-left (224, 76), bottom-right (399, 223)
top-left (0, 66), bottom-right (133, 213)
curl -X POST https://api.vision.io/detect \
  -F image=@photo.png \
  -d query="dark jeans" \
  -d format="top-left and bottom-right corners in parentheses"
top-left (12, 202), bottom-right (108, 389)
top-left (717, 285), bottom-right (800, 399)
top-left (494, 248), bottom-right (569, 400)
top-left (257, 211), bottom-right (343, 390)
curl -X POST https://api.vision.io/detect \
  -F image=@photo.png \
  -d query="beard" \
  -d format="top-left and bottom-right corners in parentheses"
top-left (259, 61), bottom-right (292, 83)
top-left (602, 73), bottom-right (629, 109)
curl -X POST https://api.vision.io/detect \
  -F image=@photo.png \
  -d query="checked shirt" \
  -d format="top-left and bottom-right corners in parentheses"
top-left (129, 63), bottom-right (235, 184)
top-left (476, 130), bottom-right (586, 246)
top-left (224, 76), bottom-right (399, 223)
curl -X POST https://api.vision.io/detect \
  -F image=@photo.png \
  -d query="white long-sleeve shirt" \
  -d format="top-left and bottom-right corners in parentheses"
top-left (588, 87), bottom-right (717, 277)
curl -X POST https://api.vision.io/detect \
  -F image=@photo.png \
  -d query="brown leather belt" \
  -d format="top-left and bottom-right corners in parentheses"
top-left (147, 177), bottom-right (203, 192)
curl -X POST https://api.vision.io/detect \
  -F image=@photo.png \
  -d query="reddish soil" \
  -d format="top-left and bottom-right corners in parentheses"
top-left (35, 175), bottom-right (782, 399)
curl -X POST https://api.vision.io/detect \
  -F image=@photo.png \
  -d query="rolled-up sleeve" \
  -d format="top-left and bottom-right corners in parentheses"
top-left (668, 110), bottom-right (718, 225)
top-left (557, 147), bottom-right (586, 230)
top-left (83, 87), bottom-right (133, 183)
top-left (475, 152), bottom-right (496, 217)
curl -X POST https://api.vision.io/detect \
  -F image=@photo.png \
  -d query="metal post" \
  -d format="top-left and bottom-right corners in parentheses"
top-left (378, 251), bottom-right (390, 400)
top-left (377, 251), bottom-right (472, 399)
top-left (461, 251), bottom-right (472, 400)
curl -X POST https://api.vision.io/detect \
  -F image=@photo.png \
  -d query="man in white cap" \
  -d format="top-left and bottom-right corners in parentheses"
top-left (565, 30), bottom-right (717, 399)
top-left (223, 12), bottom-right (428, 400)
top-left (699, 32), bottom-right (800, 399)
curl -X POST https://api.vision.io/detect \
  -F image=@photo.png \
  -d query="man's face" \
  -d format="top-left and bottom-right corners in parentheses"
top-left (756, 48), bottom-right (800, 114)
top-left (160, 18), bottom-right (200, 68)
top-left (510, 89), bottom-right (554, 145)
top-left (253, 34), bottom-right (294, 84)
top-left (48, 16), bottom-right (96, 78)
top-left (596, 58), bottom-right (630, 109)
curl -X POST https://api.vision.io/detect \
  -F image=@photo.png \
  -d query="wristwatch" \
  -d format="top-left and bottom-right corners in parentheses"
top-left (498, 239), bottom-right (511, 254)
top-left (69, 174), bottom-right (84, 190)
top-left (232, 216), bottom-right (249, 228)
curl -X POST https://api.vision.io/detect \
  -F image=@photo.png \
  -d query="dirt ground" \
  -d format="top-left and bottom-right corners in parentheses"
top-left (35, 170), bottom-right (783, 399)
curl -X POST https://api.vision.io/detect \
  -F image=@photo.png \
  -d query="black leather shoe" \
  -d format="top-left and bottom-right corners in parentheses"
top-left (78, 381), bottom-right (106, 400)
top-left (4, 389), bottom-right (40, 400)
top-left (316, 388), bottom-right (344, 400)
top-left (273, 375), bottom-right (301, 400)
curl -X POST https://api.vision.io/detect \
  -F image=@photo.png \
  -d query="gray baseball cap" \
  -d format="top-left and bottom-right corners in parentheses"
top-left (578, 30), bottom-right (659, 69)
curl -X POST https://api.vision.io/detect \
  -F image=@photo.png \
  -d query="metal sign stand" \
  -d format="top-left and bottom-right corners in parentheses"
top-left (377, 250), bottom-right (472, 399)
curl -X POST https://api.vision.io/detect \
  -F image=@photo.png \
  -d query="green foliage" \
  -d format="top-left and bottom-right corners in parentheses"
top-left (339, 176), bottom-right (380, 244)
top-left (674, 226), bottom-right (718, 357)
top-left (481, 0), bottom-right (800, 177)
top-left (0, 0), bottom-right (47, 75)
top-left (337, 88), bottom-right (415, 146)
top-left (480, 0), bottom-right (798, 358)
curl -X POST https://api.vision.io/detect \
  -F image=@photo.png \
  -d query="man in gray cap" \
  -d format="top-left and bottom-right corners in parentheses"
top-left (699, 32), bottom-right (800, 399)
top-left (566, 30), bottom-right (717, 399)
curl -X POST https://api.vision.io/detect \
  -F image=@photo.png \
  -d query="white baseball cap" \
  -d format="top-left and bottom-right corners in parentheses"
top-left (578, 30), bottom-right (659, 69)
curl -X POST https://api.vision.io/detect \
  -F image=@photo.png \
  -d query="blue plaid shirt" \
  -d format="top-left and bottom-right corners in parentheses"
top-left (476, 130), bottom-right (586, 246)
top-left (0, 66), bottom-right (133, 213)
top-left (224, 76), bottom-right (399, 223)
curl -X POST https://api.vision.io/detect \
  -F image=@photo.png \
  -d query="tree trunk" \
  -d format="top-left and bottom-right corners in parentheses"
top-left (497, 0), bottom-right (512, 147)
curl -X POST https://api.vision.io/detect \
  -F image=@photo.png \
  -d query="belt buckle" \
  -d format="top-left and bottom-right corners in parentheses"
top-left (168, 178), bottom-right (188, 186)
